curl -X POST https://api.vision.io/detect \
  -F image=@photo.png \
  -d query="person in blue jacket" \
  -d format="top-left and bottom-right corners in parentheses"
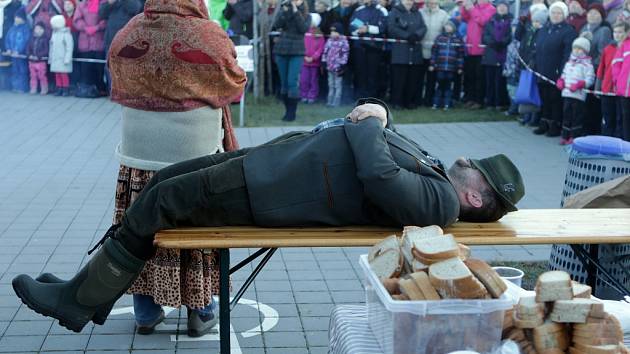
top-left (349, 0), bottom-right (387, 99)
top-left (3, 7), bottom-right (30, 92)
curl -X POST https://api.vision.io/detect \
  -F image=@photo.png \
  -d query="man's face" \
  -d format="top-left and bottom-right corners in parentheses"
top-left (448, 158), bottom-right (479, 186)
top-left (587, 9), bottom-right (602, 24)
top-left (497, 3), bottom-right (508, 15)
top-left (614, 26), bottom-right (627, 42)
top-left (315, 1), bottom-right (326, 12)
top-left (426, 0), bottom-right (438, 10)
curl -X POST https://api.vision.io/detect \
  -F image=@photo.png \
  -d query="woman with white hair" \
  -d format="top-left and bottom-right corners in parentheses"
top-left (533, 1), bottom-right (577, 137)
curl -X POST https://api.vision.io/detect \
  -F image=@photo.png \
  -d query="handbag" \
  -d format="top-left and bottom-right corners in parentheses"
top-left (514, 69), bottom-right (541, 107)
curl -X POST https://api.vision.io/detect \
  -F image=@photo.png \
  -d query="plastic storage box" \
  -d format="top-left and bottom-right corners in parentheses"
top-left (359, 255), bottom-right (514, 354)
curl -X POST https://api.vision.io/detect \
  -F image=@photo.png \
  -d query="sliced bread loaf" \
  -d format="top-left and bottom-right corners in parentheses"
top-left (428, 257), bottom-right (488, 299)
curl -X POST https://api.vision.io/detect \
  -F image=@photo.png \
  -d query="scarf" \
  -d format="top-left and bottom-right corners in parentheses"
top-left (109, 0), bottom-right (246, 151)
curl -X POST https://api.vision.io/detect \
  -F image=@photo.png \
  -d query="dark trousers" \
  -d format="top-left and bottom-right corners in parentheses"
top-left (352, 46), bottom-right (382, 99)
top-left (538, 81), bottom-right (563, 130)
top-left (584, 94), bottom-right (602, 135)
top-left (434, 70), bottom-right (455, 108)
top-left (463, 55), bottom-right (484, 104)
top-left (452, 71), bottom-right (463, 103)
top-left (390, 64), bottom-right (422, 108)
top-left (619, 97), bottom-right (630, 141)
top-left (78, 51), bottom-right (106, 92)
top-left (117, 149), bottom-right (254, 260)
top-left (484, 65), bottom-right (508, 107)
top-left (423, 69), bottom-right (436, 107)
top-left (562, 97), bottom-right (586, 139)
top-left (601, 95), bottom-right (622, 137)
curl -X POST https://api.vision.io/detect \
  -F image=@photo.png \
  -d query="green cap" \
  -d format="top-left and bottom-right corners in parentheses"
top-left (470, 154), bottom-right (524, 212)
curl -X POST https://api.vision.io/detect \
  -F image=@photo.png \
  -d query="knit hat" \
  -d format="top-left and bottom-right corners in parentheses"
top-left (316, 0), bottom-right (331, 8)
top-left (569, 0), bottom-right (586, 10)
top-left (50, 15), bottom-right (66, 30)
top-left (587, 3), bottom-right (606, 19)
top-left (64, 0), bottom-right (77, 9)
top-left (572, 36), bottom-right (591, 52)
top-left (529, 3), bottom-right (547, 15)
top-left (444, 20), bottom-right (456, 31)
top-left (310, 13), bottom-right (321, 28)
top-left (14, 7), bottom-right (26, 21)
top-left (549, 1), bottom-right (568, 18)
top-left (532, 6), bottom-right (549, 24)
top-left (495, 0), bottom-right (509, 8)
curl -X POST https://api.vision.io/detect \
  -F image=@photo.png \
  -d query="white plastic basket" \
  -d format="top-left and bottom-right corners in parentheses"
top-left (359, 255), bottom-right (516, 354)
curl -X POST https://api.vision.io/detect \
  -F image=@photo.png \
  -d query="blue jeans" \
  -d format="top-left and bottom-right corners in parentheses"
top-left (275, 54), bottom-right (303, 99)
top-left (434, 71), bottom-right (454, 108)
top-left (133, 294), bottom-right (215, 326)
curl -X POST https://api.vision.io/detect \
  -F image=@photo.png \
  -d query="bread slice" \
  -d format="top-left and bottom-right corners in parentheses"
top-left (428, 257), bottom-right (488, 299)
top-left (458, 243), bottom-right (471, 261)
top-left (533, 322), bottom-right (569, 352)
top-left (574, 314), bottom-right (624, 341)
top-left (464, 258), bottom-right (508, 298)
top-left (514, 312), bottom-right (544, 328)
top-left (409, 271), bottom-right (441, 300)
top-left (368, 235), bottom-right (399, 262)
top-left (369, 248), bottom-right (402, 279)
top-left (549, 299), bottom-right (605, 323)
top-left (413, 234), bottom-right (460, 264)
top-left (572, 343), bottom-right (623, 354)
top-left (399, 277), bottom-right (426, 300)
top-left (517, 296), bottom-right (546, 318)
top-left (400, 232), bottom-right (428, 273)
top-left (572, 281), bottom-right (592, 299)
top-left (403, 225), bottom-right (443, 238)
top-left (536, 271), bottom-right (573, 302)
top-left (572, 335), bottom-right (622, 347)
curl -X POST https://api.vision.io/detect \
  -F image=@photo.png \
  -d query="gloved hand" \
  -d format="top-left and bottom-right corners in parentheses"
top-left (569, 80), bottom-right (586, 92)
top-left (556, 78), bottom-right (565, 91)
top-left (407, 33), bottom-right (418, 44)
top-left (85, 26), bottom-right (97, 36)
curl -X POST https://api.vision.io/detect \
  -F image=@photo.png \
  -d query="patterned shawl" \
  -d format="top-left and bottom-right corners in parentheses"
top-left (108, 0), bottom-right (246, 151)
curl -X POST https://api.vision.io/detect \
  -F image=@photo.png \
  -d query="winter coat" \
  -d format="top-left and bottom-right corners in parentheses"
top-left (73, 0), bottom-right (106, 52)
top-left (567, 13), bottom-right (586, 32)
top-left (323, 36), bottom-right (349, 73)
top-left (223, 0), bottom-right (253, 39)
top-left (560, 53), bottom-right (595, 101)
top-left (430, 31), bottom-right (464, 72)
top-left (515, 19), bottom-right (537, 69)
top-left (318, 9), bottom-right (340, 35)
top-left (580, 23), bottom-right (612, 68)
top-left (419, 7), bottom-right (448, 59)
top-left (25, 0), bottom-right (63, 32)
top-left (303, 28), bottom-right (325, 67)
top-left (605, 0), bottom-right (623, 25)
top-left (349, 3), bottom-right (387, 49)
top-left (271, 5), bottom-right (310, 56)
top-left (503, 40), bottom-right (519, 84)
top-left (388, 4), bottom-right (427, 65)
top-left (99, 0), bottom-right (142, 51)
top-left (481, 13), bottom-right (512, 66)
top-left (27, 34), bottom-right (48, 60)
top-left (460, 2), bottom-right (496, 56)
top-left (1, 0), bottom-right (21, 50)
top-left (534, 21), bottom-right (577, 81)
top-left (331, 3), bottom-right (358, 35)
top-left (48, 26), bottom-right (73, 72)
top-left (612, 37), bottom-right (630, 97)
top-left (4, 22), bottom-right (30, 54)
top-left (596, 43), bottom-right (616, 94)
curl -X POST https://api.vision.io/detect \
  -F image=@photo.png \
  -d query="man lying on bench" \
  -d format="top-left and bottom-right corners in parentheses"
top-left (12, 98), bottom-right (525, 333)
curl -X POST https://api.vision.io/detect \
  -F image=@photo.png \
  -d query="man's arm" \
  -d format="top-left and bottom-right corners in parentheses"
top-left (343, 118), bottom-right (459, 227)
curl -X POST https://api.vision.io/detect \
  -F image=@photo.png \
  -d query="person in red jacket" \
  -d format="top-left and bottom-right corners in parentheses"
top-left (598, 21), bottom-right (628, 137)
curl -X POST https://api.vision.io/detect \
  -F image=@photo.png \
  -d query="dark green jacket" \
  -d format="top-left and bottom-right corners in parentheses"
top-left (242, 118), bottom-right (460, 227)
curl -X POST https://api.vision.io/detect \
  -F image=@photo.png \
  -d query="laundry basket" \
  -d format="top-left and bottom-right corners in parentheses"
top-left (549, 136), bottom-right (630, 299)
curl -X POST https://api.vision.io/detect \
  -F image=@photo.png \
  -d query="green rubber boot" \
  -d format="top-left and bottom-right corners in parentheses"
top-left (13, 238), bottom-right (144, 332)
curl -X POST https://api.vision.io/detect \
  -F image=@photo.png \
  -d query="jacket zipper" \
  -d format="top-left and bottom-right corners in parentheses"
top-left (323, 162), bottom-right (334, 209)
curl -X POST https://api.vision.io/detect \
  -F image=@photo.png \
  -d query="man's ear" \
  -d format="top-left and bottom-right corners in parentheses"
top-left (465, 190), bottom-right (483, 209)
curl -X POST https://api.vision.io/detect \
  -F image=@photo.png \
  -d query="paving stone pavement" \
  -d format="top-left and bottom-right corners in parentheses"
top-left (0, 93), bottom-right (570, 353)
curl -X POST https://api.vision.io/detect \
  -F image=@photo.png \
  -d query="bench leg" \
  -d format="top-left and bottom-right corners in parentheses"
top-left (571, 244), bottom-right (630, 297)
top-left (219, 248), bottom-right (230, 354)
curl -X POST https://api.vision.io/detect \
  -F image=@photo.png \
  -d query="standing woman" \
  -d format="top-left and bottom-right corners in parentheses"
top-left (533, 1), bottom-right (576, 137)
top-left (106, 0), bottom-right (245, 336)
top-left (387, 0), bottom-right (427, 109)
top-left (272, 0), bottom-right (310, 122)
top-left (73, 0), bottom-right (107, 97)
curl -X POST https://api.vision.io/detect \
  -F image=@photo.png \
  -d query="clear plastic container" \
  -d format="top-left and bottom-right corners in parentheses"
top-left (359, 254), bottom-right (516, 354)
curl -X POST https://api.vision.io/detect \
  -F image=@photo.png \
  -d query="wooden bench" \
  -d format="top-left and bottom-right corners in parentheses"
top-left (154, 208), bottom-right (630, 354)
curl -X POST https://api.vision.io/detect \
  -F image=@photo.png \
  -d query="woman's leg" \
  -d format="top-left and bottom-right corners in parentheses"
top-left (275, 54), bottom-right (289, 96)
top-left (133, 294), bottom-right (164, 331)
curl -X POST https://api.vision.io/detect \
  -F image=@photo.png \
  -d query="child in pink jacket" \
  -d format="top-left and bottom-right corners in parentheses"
top-left (612, 23), bottom-right (630, 141)
top-left (300, 13), bottom-right (325, 103)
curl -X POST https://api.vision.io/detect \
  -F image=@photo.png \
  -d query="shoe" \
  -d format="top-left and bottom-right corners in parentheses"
top-left (431, 104), bottom-right (438, 110)
top-left (35, 273), bottom-right (114, 325)
top-left (62, 88), bottom-right (69, 97)
top-left (567, 137), bottom-right (574, 145)
top-left (469, 103), bottom-right (482, 109)
top-left (187, 304), bottom-right (219, 337)
top-left (545, 125), bottom-right (561, 137)
top-left (136, 309), bottom-right (165, 335)
top-left (40, 88), bottom-right (48, 95)
top-left (463, 101), bottom-right (475, 108)
top-left (533, 122), bottom-right (548, 135)
top-left (301, 98), bottom-right (308, 103)
top-left (443, 106), bottom-right (450, 111)
top-left (559, 138), bottom-right (570, 145)
top-left (55, 89), bottom-right (63, 96)
top-left (29, 88), bottom-right (37, 94)
top-left (307, 99), bottom-right (315, 104)
top-left (12, 232), bottom-right (144, 332)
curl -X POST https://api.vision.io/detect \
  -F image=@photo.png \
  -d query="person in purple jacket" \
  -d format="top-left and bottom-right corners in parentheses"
top-left (323, 22), bottom-right (349, 106)
top-left (27, 21), bottom-right (50, 95)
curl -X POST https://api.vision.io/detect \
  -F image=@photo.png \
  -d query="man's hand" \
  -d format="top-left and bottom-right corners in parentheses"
top-left (346, 103), bottom-right (387, 127)
top-left (357, 26), bottom-right (368, 34)
top-left (428, 66), bottom-right (434, 71)
top-left (304, 56), bottom-right (312, 63)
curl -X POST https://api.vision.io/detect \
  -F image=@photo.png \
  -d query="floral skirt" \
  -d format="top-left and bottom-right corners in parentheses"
top-left (114, 165), bottom-right (223, 309)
